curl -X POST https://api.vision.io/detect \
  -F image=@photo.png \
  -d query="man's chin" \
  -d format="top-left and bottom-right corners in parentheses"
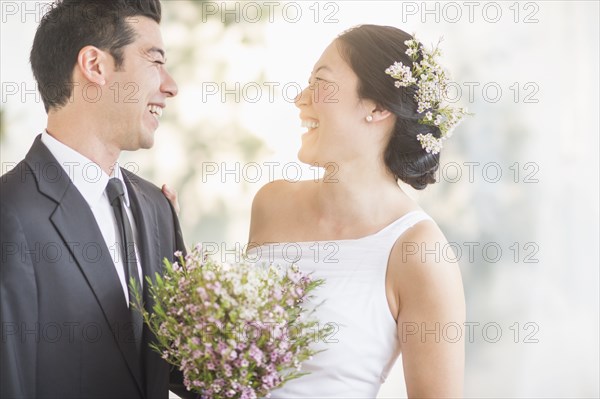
top-left (139, 139), bottom-right (154, 150)
top-left (138, 133), bottom-right (155, 150)
top-left (122, 137), bottom-right (154, 152)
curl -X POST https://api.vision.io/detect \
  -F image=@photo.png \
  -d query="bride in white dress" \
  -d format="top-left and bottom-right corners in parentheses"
top-left (247, 25), bottom-right (466, 398)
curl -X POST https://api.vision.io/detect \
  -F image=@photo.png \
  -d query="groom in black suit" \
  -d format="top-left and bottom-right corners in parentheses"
top-left (1, 1), bottom-right (192, 398)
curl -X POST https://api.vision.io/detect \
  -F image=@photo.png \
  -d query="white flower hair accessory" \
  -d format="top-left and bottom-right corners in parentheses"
top-left (385, 35), bottom-right (469, 155)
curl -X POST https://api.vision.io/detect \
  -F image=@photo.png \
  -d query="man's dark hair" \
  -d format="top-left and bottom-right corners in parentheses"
top-left (30, 0), bottom-right (162, 112)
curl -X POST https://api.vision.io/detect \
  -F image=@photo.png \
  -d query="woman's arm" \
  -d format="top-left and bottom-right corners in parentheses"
top-left (390, 220), bottom-right (466, 398)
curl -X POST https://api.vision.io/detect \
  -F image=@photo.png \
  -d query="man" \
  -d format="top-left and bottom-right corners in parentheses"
top-left (1, 1), bottom-right (192, 397)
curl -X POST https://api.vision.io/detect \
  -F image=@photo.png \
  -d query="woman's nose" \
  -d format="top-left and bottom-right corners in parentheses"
top-left (294, 85), bottom-right (312, 108)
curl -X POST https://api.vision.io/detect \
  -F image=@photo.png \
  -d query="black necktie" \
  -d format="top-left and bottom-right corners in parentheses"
top-left (106, 178), bottom-right (143, 352)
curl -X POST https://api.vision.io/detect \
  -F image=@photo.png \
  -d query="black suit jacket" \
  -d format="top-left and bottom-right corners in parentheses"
top-left (1, 136), bottom-right (192, 398)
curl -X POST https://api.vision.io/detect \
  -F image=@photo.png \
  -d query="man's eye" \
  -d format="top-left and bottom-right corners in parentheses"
top-left (154, 60), bottom-right (165, 65)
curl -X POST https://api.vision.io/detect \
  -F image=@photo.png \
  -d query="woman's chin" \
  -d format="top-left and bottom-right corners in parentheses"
top-left (297, 150), bottom-right (310, 165)
top-left (297, 147), bottom-right (317, 166)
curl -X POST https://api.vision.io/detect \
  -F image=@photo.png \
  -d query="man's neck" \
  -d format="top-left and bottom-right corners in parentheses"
top-left (46, 113), bottom-right (120, 175)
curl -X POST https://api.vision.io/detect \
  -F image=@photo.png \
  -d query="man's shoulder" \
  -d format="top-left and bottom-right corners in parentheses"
top-left (0, 160), bottom-right (37, 202)
top-left (123, 168), bottom-right (157, 191)
top-left (122, 168), bottom-right (170, 207)
top-left (0, 159), bottom-right (59, 227)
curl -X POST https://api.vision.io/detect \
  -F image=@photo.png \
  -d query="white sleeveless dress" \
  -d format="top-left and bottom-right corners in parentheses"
top-left (250, 211), bottom-right (432, 398)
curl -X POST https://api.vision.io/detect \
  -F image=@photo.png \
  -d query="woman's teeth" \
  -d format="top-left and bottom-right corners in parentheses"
top-left (148, 105), bottom-right (163, 119)
top-left (301, 120), bottom-right (319, 129)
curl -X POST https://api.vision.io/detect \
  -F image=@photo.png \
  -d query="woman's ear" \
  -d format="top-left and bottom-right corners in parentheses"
top-left (362, 98), bottom-right (393, 123)
top-left (76, 45), bottom-right (109, 86)
top-left (370, 106), bottom-right (393, 122)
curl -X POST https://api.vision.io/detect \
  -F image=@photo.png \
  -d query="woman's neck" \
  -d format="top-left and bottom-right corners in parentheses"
top-left (311, 159), bottom-right (410, 228)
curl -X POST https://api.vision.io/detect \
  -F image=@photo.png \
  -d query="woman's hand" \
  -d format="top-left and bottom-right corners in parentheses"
top-left (162, 184), bottom-right (180, 216)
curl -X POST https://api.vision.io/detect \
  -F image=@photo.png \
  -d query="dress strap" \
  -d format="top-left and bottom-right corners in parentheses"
top-left (381, 210), bottom-right (433, 242)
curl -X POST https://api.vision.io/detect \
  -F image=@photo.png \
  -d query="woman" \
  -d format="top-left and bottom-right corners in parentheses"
top-left (163, 24), bottom-right (466, 398)
top-left (247, 25), bottom-right (466, 397)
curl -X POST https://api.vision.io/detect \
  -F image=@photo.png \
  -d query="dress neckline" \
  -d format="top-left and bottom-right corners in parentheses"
top-left (253, 210), bottom-right (427, 248)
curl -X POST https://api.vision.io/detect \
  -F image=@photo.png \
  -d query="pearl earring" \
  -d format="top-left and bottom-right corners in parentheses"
top-left (366, 115), bottom-right (373, 122)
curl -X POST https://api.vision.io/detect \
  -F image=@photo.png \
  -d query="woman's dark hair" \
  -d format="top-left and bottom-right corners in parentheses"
top-left (30, 0), bottom-right (162, 113)
top-left (337, 25), bottom-right (440, 190)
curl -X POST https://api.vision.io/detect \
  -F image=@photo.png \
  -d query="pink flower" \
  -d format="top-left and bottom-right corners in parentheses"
top-left (140, 245), bottom-right (325, 397)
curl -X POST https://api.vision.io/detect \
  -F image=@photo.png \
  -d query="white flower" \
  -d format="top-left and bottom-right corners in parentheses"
top-left (416, 133), bottom-right (444, 155)
top-left (385, 62), bottom-right (415, 87)
top-left (387, 34), bottom-right (469, 154)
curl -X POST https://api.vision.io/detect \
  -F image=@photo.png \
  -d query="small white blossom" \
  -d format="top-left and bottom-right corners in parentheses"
top-left (385, 62), bottom-right (416, 87)
top-left (387, 34), bottom-right (469, 153)
top-left (416, 133), bottom-right (444, 155)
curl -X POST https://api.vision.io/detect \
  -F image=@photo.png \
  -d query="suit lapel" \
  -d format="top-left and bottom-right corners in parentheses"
top-left (26, 136), bottom-right (144, 395)
top-left (122, 171), bottom-right (160, 304)
top-left (122, 171), bottom-right (164, 393)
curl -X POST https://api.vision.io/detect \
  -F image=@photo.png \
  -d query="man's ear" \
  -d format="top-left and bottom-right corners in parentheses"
top-left (76, 46), bottom-right (110, 86)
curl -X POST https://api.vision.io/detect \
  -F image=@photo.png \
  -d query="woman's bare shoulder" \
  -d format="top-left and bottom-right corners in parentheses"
top-left (388, 217), bottom-right (464, 319)
top-left (248, 179), bottom-right (311, 245)
top-left (251, 179), bottom-right (304, 214)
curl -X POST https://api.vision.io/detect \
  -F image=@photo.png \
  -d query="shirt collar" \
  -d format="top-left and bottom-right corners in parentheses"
top-left (40, 130), bottom-right (130, 208)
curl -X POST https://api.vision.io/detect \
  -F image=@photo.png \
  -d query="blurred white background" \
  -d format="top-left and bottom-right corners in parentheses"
top-left (1, 1), bottom-right (598, 397)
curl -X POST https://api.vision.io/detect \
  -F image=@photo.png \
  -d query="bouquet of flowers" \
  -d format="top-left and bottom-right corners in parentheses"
top-left (132, 244), bottom-right (327, 399)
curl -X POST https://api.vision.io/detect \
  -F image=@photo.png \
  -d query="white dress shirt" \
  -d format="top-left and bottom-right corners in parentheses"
top-left (41, 130), bottom-right (143, 306)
